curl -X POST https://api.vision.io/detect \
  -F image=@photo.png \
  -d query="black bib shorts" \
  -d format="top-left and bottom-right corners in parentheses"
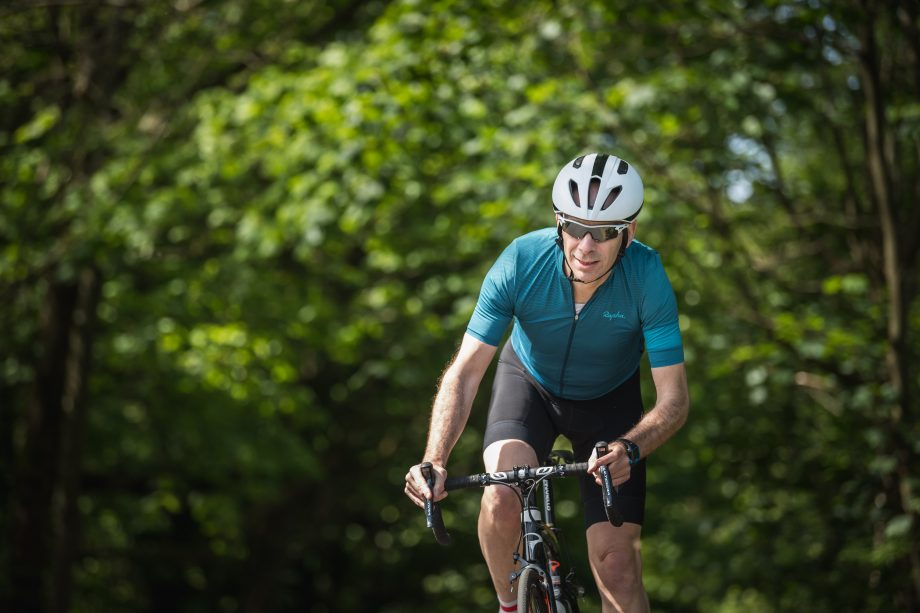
top-left (482, 342), bottom-right (646, 528)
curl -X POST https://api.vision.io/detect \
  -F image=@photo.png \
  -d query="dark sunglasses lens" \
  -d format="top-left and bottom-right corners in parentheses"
top-left (562, 221), bottom-right (619, 242)
top-left (562, 222), bottom-right (586, 240)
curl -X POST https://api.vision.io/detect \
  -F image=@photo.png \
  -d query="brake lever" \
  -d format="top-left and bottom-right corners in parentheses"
top-left (420, 462), bottom-right (452, 545)
top-left (595, 441), bottom-right (624, 527)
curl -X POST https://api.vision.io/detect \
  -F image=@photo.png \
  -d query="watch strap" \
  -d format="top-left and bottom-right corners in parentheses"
top-left (615, 437), bottom-right (640, 465)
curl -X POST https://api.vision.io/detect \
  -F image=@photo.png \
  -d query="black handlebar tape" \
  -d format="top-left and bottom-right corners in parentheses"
top-left (420, 462), bottom-right (452, 546)
top-left (444, 474), bottom-right (483, 491)
top-left (595, 442), bottom-right (624, 527)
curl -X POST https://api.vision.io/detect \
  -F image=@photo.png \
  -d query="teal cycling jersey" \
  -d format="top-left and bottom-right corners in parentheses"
top-left (466, 228), bottom-right (684, 400)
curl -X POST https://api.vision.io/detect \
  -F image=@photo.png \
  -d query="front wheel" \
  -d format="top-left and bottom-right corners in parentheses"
top-left (518, 566), bottom-right (552, 613)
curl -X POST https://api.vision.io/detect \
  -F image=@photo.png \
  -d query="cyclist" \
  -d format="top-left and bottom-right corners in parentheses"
top-left (404, 153), bottom-right (690, 613)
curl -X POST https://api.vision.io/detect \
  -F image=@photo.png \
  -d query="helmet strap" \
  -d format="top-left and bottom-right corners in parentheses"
top-left (557, 225), bottom-right (630, 285)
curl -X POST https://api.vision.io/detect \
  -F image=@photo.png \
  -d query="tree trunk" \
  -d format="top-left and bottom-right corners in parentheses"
top-left (859, 0), bottom-right (919, 605)
top-left (9, 267), bottom-right (100, 613)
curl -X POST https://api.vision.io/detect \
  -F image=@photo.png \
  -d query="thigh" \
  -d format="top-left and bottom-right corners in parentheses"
top-left (482, 439), bottom-right (539, 472)
top-left (482, 342), bottom-right (559, 465)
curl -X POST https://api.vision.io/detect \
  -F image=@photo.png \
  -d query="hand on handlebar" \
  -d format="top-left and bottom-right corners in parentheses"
top-left (404, 462), bottom-right (448, 508)
top-left (587, 442), bottom-right (631, 488)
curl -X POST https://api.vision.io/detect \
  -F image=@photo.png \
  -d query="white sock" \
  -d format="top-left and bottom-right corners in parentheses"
top-left (499, 597), bottom-right (517, 612)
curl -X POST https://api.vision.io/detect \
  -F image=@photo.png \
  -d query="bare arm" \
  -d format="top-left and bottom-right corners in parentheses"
top-left (405, 333), bottom-right (497, 507)
top-left (590, 362), bottom-right (690, 486)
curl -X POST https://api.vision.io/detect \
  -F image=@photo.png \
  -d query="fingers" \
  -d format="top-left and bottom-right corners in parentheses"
top-left (404, 466), bottom-right (430, 508)
top-left (588, 446), bottom-right (623, 474)
top-left (426, 465), bottom-right (448, 502)
top-left (411, 465), bottom-right (432, 498)
top-left (593, 465), bottom-right (631, 487)
top-left (589, 445), bottom-right (631, 487)
top-left (404, 463), bottom-right (448, 508)
top-left (404, 483), bottom-right (427, 508)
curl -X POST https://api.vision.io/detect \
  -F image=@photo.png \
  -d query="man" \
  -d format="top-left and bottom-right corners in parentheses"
top-left (404, 153), bottom-right (689, 613)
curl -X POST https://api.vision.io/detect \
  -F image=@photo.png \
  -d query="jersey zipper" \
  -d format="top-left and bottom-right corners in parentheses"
top-left (558, 282), bottom-right (600, 397)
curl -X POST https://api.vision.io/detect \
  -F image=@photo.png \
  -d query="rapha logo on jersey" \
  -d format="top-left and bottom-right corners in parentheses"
top-left (603, 311), bottom-right (626, 320)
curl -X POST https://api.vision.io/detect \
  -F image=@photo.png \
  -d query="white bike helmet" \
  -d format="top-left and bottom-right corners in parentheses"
top-left (552, 153), bottom-right (644, 222)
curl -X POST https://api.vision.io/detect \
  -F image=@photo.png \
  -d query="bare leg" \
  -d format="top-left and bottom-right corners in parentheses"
top-left (586, 521), bottom-right (649, 613)
top-left (478, 439), bottom-right (539, 602)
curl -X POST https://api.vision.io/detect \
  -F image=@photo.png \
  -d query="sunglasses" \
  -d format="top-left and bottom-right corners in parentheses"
top-left (558, 216), bottom-right (630, 242)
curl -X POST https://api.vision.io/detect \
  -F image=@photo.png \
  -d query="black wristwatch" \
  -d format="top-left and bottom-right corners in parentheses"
top-left (616, 438), bottom-right (641, 465)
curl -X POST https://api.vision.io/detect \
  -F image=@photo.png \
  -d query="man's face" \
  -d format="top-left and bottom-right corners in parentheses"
top-left (557, 215), bottom-right (636, 282)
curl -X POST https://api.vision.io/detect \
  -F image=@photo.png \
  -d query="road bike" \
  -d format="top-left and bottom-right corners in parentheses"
top-left (421, 441), bottom-right (623, 613)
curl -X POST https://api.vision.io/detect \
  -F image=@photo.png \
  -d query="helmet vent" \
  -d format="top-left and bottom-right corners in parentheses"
top-left (617, 160), bottom-right (629, 175)
top-left (601, 186), bottom-right (622, 211)
top-left (588, 178), bottom-right (600, 210)
top-left (573, 155), bottom-right (585, 169)
top-left (568, 180), bottom-right (581, 207)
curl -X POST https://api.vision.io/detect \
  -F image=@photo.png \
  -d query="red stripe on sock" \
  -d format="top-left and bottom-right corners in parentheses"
top-left (500, 605), bottom-right (517, 612)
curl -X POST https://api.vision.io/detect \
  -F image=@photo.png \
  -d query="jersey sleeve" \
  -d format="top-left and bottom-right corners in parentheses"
top-left (466, 241), bottom-right (517, 346)
top-left (640, 254), bottom-right (685, 367)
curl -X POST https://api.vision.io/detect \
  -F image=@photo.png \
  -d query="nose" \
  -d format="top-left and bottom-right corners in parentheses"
top-left (577, 232), bottom-right (597, 250)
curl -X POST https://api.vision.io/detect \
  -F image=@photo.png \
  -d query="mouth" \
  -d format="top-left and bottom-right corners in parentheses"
top-left (573, 256), bottom-right (599, 269)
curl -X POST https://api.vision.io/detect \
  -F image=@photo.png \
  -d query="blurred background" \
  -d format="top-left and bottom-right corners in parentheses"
top-left (1, 0), bottom-right (918, 611)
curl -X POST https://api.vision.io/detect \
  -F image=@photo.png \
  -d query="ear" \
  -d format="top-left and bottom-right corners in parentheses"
top-left (625, 220), bottom-right (638, 248)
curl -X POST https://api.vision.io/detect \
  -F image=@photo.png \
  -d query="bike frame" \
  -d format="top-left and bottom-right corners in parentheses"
top-left (518, 475), bottom-right (572, 612)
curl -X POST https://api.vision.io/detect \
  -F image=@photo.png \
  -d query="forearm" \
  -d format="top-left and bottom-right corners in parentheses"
top-left (423, 368), bottom-right (476, 466)
top-left (413, 333), bottom-right (496, 473)
top-left (625, 393), bottom-right (688, 458)
top-left (623, 363), bottom-right (690, 458)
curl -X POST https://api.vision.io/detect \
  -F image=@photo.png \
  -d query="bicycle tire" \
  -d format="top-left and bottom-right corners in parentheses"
top-left (517, 566), bottom-right (552, 613)
top-left (557, 591), bottom-right (579, 613)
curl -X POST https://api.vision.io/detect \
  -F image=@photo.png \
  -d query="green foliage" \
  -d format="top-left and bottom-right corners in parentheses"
top-left (1, 0), bottom-right (918, 612)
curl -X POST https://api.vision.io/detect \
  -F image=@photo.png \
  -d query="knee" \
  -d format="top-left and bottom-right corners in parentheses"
top-left (479, 486), bottom-right (521, 527)
top-left (591, 546), bottom-right (642, 595)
